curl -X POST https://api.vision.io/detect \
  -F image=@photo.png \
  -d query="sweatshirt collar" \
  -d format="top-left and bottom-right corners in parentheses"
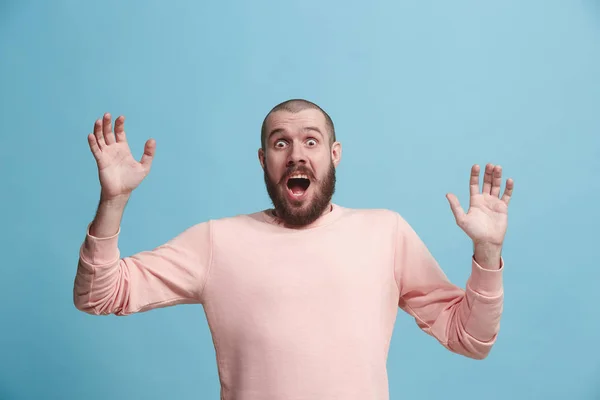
top-left (262, 203), bottom-right (344, 230)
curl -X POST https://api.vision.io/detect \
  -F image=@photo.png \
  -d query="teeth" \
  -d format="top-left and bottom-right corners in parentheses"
top-left (289, 174), bottom-right (309, 180)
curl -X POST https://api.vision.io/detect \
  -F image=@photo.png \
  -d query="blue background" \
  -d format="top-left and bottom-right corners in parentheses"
top-left (1, 1), bottom-right (599, 399)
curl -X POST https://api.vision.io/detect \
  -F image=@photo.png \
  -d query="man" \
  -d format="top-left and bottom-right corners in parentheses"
top-left (74, 99), bottom-right (514, 400)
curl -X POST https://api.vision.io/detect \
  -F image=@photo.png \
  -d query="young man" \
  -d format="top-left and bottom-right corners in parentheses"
top-left (74, 99), bottom-right (514, 400)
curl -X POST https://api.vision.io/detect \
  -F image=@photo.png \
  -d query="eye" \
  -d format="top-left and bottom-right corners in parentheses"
top-left (274, 139), bottom-right (287, 148)
top-left (306, 138), bottom-right (318, 147)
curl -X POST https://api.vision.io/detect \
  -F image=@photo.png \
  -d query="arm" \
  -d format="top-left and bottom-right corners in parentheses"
top-left (396, 163), bottom-right (514, 360)
top-left (74, 113), bottom-right (212, 315)
top-left (394, 214), bottom-right (503, 360)
top-left (74, 215), bottom-right (212, 316)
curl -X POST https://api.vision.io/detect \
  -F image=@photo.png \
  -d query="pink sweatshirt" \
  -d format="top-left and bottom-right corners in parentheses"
top-left (74, 204), bottom-right (503, 400)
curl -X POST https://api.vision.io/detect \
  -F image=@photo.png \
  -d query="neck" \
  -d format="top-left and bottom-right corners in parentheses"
top-left (270, 203), bottom-right (334, 230)
top-left (272, 203), bottom-right (332, 218)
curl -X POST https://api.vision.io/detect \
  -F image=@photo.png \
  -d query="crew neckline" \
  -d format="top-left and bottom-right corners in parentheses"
top-left (261, 203), bottom-right (345, 230)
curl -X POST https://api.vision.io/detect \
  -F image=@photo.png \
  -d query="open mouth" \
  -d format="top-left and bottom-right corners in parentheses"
top-left (286, 174), bottom-right (311, 198)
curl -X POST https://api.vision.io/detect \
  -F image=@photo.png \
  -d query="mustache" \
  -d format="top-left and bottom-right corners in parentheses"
top-left (280, 166), bottom-right (315, 182)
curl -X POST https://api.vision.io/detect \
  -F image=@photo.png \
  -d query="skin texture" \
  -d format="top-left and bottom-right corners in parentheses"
top-left (258, 108), bottom-right (342, 227)
top-left (87, 113), bottom-right (156, 238)
top-left (446, 163), bottom-right (514, 269)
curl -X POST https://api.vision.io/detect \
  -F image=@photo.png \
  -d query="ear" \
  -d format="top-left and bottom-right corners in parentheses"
top-left (258, 148), bottom-right (266, 170)
top-left (331, 141), bottom-right (342, 167)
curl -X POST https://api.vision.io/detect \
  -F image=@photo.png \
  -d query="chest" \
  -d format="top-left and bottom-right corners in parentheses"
top-left (206, 229), bottom-right (396, 311)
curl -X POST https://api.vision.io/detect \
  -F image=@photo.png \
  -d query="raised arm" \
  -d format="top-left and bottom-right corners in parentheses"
top-left (87, 113), bottom-right (155, 237)
top-left (73, 113), bottom-right (212, 316)
top-left (395, 163), bottom-right (514, 359)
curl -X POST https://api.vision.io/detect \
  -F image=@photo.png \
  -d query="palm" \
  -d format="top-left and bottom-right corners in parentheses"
top-left (88, 113), bottom-right (156, 199)
top-left (446, 164), bottom-right (514, 246)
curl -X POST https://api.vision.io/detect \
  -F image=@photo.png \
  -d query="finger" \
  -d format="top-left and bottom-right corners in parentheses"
top-left (490, 165), bottom-right (503, 197)
top-left (446, 193), bottom-right (466, 225)
top-left (140, 138), bottom-right (156, 169)
top-left (103, 113), bottom-right (116, 145)
top-left (482, 163), bottom-right (494, 194)
top-left (469, 164), bottom-right (481, 196)
top-left (501, 178), bottom-right (514, 205)
top-left (93, 119), bottom-right (105, 148)
top-left (87, 133), bottom-right (101, 160)
top-left (114, 115), bottom-right (127, 143)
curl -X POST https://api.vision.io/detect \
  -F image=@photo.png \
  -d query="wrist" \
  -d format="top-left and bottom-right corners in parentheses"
top-left (90, 192), bottom-right (129, 238)
top-left (473, 242), bottom-right (502, 270)
top-left (100, 192), bottom-right (130, 208)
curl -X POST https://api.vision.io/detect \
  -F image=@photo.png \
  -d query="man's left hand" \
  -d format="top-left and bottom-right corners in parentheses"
top-left (446, 163), bottom-right (514, 269)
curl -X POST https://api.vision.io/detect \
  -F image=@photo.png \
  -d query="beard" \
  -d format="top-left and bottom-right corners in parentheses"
top-left (263, 161), bottom-right (336, 227)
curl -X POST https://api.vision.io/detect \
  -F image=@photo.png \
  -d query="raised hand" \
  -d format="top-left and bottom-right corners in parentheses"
top-left (88, 113), bottom-right (156, 201)
top-left (446, 164), bottom-right (514, 248)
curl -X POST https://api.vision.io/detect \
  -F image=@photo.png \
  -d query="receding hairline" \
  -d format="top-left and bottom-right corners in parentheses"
top-left (260, 99), bottom-right (336, 149)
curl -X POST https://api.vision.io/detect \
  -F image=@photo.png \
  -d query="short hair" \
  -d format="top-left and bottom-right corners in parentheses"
top-left (260, 99), bottom-right (336, 150)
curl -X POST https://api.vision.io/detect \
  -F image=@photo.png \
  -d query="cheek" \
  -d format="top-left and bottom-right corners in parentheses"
top-left (265, 157), bottom-right (285, 179)
top-left (313, 153), bottom-right (333, 172)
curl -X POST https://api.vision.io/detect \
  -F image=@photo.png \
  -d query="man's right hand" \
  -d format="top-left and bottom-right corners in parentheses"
top-left (88, 113), bottom-right (156, 201)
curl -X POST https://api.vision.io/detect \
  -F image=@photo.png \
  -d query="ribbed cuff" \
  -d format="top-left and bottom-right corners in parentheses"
top-left (468, 256), bottom-right (504, 297)
top-left (80, 223), bottom-right (121, 265)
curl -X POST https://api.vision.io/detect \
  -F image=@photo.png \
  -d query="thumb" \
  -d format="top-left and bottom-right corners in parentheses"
top-left (446, 193), bottom-right (465, 224)
top-left (140, 138), bottom-right (156, 169)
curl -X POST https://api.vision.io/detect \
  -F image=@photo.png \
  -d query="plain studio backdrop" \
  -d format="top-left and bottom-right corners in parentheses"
top-left (1, 1), bottom-right (599, 399)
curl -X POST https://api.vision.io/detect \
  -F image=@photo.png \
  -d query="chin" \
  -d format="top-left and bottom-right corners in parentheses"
top-left (263, 161), bottom-right (336, 227)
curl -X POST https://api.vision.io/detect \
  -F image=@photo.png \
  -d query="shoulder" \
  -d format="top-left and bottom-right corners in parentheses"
top-left (339, 205), bottom-right (421, 235)
top-left (338, 204), bottom-right (399, 218)
top-left (200, 209), bottom-right (272, 233)
top-left (337, 205), bottom-right (403, 228)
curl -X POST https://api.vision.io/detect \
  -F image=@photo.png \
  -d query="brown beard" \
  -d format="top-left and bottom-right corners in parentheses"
top-left (264, 161), bottom-right (336, 227)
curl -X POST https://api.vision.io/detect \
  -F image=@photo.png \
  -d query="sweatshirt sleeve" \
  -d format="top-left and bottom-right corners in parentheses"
top-left (73, 221), bottom-right (213, 316)
top-left (393, 213), bottom-right (503, 360)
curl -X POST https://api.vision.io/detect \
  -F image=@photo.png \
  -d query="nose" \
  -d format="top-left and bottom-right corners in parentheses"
top-left (286, 144), bottom-right (306, 167)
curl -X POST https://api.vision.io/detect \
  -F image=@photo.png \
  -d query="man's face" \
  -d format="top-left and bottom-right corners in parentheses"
top-left (259, 109), bottom-right (342, 227)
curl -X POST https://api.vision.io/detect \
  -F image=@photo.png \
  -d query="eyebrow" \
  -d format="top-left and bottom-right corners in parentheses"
top-left (268, 126), bottom-right (324, 140)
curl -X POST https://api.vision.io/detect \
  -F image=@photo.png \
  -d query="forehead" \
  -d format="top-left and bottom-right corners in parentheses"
top-left (264, 109), bottom-right (328, 134)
